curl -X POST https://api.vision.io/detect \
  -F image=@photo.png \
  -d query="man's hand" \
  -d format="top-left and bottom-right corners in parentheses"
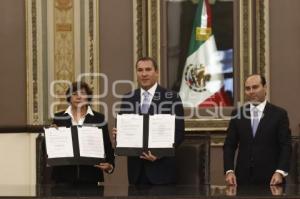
top-left (270, 185), bottom-right (283, 195)
top-left (270, 172), bottom-right (283, 185)
top-left (140, 151), bottom-right (158, 162)
top-left (225, 172), bottom-right (237, 186)
top-left (225, 185), bottom-right (237, 196)
top-left (94, 163), bottom-right (113, 173)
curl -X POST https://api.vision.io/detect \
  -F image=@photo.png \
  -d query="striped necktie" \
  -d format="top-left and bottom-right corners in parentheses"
top-left (252, 108), bottom-right (259, 137)
top-left (141, 91), bottom-right (150, 114)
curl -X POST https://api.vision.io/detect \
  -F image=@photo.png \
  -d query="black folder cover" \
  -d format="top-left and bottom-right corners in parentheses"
top-left (45, 126), bottom-right (105, 166)
top-left (115, 115), bottom-right (175, 157)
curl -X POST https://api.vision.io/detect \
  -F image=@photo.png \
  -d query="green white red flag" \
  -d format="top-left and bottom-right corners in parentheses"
top-left (179, 0), bottom-right (231, 107)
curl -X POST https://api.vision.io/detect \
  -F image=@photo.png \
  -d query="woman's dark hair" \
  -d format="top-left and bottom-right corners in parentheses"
top-left (66, 81), bottom-right (93, 103)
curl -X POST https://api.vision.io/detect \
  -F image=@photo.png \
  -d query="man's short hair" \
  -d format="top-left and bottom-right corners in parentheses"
top-left (135, 57), bottom-right (158, 71)
top-left (246, 74), bottom-right (267, 86)
top-left (66, 81), bottom-right (93, 103)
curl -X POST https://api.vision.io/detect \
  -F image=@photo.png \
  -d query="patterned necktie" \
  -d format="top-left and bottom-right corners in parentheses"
top-left (141, 91), bottom-right (150, 114)
top-left (252, 108), bottom-right (259, 137)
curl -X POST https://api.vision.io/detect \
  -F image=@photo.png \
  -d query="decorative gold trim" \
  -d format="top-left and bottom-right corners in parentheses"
top-left (257, 0), bottom-right (267, 76)
top-left (32, 0), bottom-right (38, 112)
top-left (185, 119), bottom-right (229, 132)
top-left (26, 0), bottom-right (44, 124)
top-left (89, 0), bottom-right (94, 78)
top-left (147, 0), bottom-right (160, 71)
top-left (263, 0), bottom-right (270, 100)
top-left (83, 0), bottom-right (101, 111)
top-left (53, 0), bottom-right (75, 109)
top-left (26, 0), bottom-right (39, 124)
top-left (240, 0), bottom-right (252, 102)
top-left (132, 0), bottom-right (146, 84)
top-left (247, 0), bottom-right (253, 75)
top-left (239, 0), bottom-right (245, 103)
top-left (133, 0), bottom-right (161, 83)
top-left (26, 0), bottom-right (100, 123)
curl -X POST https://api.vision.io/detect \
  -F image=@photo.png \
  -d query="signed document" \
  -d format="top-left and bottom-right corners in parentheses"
top-left (44, 127), bottom-right (74, 158)
top-left (148, 114), bottom-right (175, 148)
top-left (116, 114), bottom-right (143, 148)
top-left (77, 126), bottom-right (105, 158)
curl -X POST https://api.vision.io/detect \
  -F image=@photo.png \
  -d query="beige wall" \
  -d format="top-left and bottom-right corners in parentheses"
top-left (99, 0), bottom-right (133, 185)
top-left (0, 0), bottom-right (26, 125)
top-left (0, 0), bottom-right (299, 188)
top-left (269, 0), bottom-right (300, 135)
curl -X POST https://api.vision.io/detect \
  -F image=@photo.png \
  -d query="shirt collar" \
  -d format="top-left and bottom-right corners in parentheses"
top-left (250, 100), bottom-right (267, 112)
top-left (140, 82), bottom-right (158, 96)
top-left (65, 105), bottom-right (94, 117)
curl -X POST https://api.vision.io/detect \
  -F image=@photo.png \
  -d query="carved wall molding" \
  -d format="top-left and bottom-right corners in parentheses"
top-left (26, 0), bottom-right (44, 124)
top-left (185, 119), bottom-right (228, 132)
top-left (133, 0), bottom-right (161, 83)
top-left (26, 0), bottom-right (100, 124)
top-left (257, 0), bottom-right (269, 81)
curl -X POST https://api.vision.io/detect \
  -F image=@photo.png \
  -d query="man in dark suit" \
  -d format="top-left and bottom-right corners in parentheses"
top-left (115, 57), bottom-right (185, 185)
top-left (223, 74), bottom-right (291, 185)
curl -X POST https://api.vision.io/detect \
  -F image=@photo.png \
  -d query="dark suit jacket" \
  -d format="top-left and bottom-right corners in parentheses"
top-left (51, 109), bottom-right (115, 184)
top-left (119, 85), bottom-right (185, 185)
top-left (223, 102), bottom-right (292, 185)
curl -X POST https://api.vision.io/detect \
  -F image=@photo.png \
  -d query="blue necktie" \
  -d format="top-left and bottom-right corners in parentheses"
top-left (141, 91), bottom-right (150, 114)
top-left (252, 108), bottom-right (259, 137)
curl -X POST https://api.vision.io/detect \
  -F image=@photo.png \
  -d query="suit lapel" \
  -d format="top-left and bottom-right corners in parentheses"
top-left (148, 85), bottom-right (163, 115)
top-left (84, 113), bottom-right (93, 124)
top-left (61, 112), bottom-right (72, 127)
top-left (242, 105), bottom-right (254, 139)
top-left (133, 89), bottom-right (142, 114)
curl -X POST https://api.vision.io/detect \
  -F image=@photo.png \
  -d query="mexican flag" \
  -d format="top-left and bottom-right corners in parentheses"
top-left (179, 0), bottom-right (231, 107)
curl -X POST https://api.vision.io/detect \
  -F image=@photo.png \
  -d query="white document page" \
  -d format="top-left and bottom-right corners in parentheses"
top-left (148, 114), bottom-right (175, 148)
top-left (77, 127), bottom-right (105, 158)
top-left (116, 114), bottom-right (143, 148)
top-left (44, 127), bottom-right (74, 158)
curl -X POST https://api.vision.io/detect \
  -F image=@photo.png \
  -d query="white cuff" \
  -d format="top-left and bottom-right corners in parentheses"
top-left (226, 170), bottom-right (234, 175)
top-left (275, 169), bottom-right (288, 177)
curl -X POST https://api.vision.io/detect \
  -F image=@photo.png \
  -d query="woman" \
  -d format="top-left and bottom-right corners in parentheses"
top-left (51, 81), bottom-right (114, 185)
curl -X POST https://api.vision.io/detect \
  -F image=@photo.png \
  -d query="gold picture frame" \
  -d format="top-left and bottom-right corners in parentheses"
top-left (132, 0), bottom-right (269, 134)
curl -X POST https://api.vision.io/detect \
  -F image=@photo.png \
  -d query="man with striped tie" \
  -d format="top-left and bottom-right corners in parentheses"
top-left (115, 57), bottom-right (185, 185)
top-left (223, 74), bottom-right (291, 186)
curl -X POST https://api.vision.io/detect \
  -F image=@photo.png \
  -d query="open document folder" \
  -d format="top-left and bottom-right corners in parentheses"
top-left (44, 126), bottom-right (105, 166)
top-left (115, 114), bottom-right (175, 156)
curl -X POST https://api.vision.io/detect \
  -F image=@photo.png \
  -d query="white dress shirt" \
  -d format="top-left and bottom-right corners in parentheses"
top-left (65, 105), bottom-right (94, 125)
top-left (250, 100), bottom-right (266, 127)
top-left (140, 82), bottom-right (158, 106)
